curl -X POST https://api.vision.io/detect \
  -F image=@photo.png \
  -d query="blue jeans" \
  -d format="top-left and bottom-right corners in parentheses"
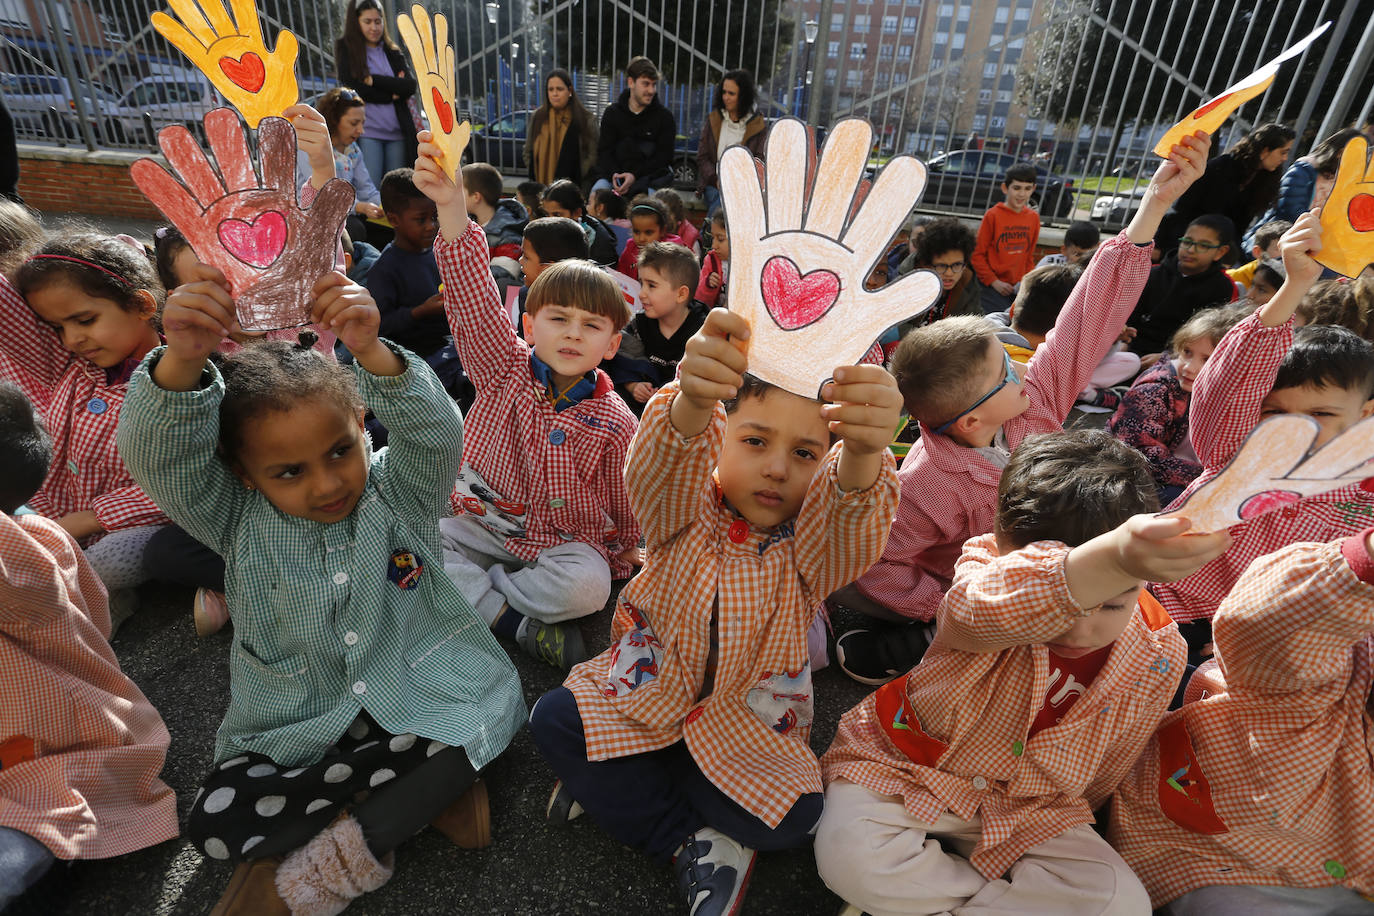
top-left (529, 686), bottom-right (823, 862)
top-left (358, 137), bottom-right (407, 188)
top-left (0, 826), bottom-right (54, 909)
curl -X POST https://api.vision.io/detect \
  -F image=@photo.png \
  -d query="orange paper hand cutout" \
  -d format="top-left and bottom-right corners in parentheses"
top-left (396, 5), bottom-right (469, 181)
top-left (131, 109), bottom-right (354, 331)
top-left (1153, 22), bottom-right (1329, 157)
top-left (151, 0), bottom-right (299, 127)
top-left (1316, 136), bottom-right (1374, 278)
top-left (1161, 414), bottom-right (1374, 534)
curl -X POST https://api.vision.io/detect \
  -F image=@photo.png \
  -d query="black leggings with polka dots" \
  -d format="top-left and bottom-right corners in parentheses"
top-left (186, 711), bottom-right (477, 864)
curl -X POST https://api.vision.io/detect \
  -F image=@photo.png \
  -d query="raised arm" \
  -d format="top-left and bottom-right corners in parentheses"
top-left (0, 273), bottom-right (71, 401)
top-left (624, 381), bottom-right (723, 549)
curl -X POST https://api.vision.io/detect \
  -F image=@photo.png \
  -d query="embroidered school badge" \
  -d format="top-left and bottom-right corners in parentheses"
top-left (388, 549), bottom-right (424, 590)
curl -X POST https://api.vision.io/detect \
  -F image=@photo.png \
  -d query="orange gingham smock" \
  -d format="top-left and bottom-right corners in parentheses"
top-left (852, 232), bottom-right (1152, 621)
top-left (1110, 534), bottom-right (1374, 906)
top-left (0, 513), bottom-right (177, 858)
top-left (434, 221), bottom-right (641, 579)
top-left (823, 534), bottom-right (1185, 878)
top-left (563, 382), bottom-right (900, 827)
top-left (1154, 310), bottom-right (1374, 623)
top-left (0, 275), bottom-right (166, 536)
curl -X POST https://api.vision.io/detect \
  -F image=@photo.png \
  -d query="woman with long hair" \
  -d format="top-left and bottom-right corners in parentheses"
top-left (1153, 122), bottom-right (1294, 259)
top-left (525, 69), bottom-right (597, 186)
top-left (1243, 126), bottom-right (1363, 248)
top-left (334, 0), bottom-right (419, 189)
top-left (696, 68), bottom-right (768, 216)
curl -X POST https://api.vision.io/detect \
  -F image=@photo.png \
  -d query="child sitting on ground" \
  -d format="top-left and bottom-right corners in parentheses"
top-left (530, 307), bottom-right (902, 916)
top-left (1109, 306), bottom-right (1249, 505)
top-left (695, 210), bottom-right (729, 308)
top-left (616, 197), bottom-right (683, 280)
top-left (368, 169), bottom-right (445, 359)
top-left (0, 382), bottom-right (178, 911)
top-left (460, 162), bottom-right (529, 292)
top-left (1295, 276), bottom-right (1373, 339)
top-left (590, 186), bottom-right (633, 255)
top-left (517, 179), bottom-right (546, 219)
top-left (1036, 218), bottom-right (1100, 268)
top-left (827, 132), bottom-right (1211, 687)
top-left (1226, 217), bottom-right (1290, 293)
top-left (652, 188), bottom-right (700, 254)
top-left (117, 259), bottom-right (524, 915)
top-left (1127, 213), bottom-right (1239, 357)
top-left (517, 216), bottom-right (590, 321)
top-left (971, 163), bottom-right (1040, 314)
top-left (1152, 211), bottom-right (1374, 663)
top-left (1110, 529), bottom-right (1374, 914)
top-left (815, 430), bottom-right (1229, 916)
top-left (1245, 257), bottom-right (1284, 307)
top-left (989, 262), bottom-right (1081, 363)
top-left (605, 241), bottom-right (706, 414)
top-left (416, 130), bottom-right (642, 671)
top-left (539, 180), bottom-right (619, 265)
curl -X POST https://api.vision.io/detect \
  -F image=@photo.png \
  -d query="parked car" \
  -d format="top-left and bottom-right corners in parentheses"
top-left (1091, 185), bottom-right (1147, 228)
top-left (466, 107), bottom-right (701, 190)
top-left (919, 150), bottom-right (1075, 220)
top-left (111, 71), bottom-right (226, 145)
top-left (1, 72), bottom-right (125, 142)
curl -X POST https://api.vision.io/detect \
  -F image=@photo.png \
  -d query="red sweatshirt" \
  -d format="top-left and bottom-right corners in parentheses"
top-left (971, 202), bottom-right (1040, 286)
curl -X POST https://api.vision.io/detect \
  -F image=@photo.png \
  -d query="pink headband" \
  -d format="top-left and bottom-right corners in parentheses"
top-left (26, 254), bottom-right (128, 285)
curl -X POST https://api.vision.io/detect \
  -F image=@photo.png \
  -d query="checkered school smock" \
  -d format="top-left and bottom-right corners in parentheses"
top-left (563, 383), bottom-right (900, 828)
top-left (0, 512), bottom-right (177, 859)
top-left (434, 222), bottom-right (640, 579)
top-left (1112, 534), bottom-right (1374, 905)
top-left (822, 535), bottom-right (1185, 879)
top-left (0, 274), bottom-right (165, 535)
top-left (116, 345), bottom-right (525, 768)
top-left (1154, 311), bottom-right (1374, 623)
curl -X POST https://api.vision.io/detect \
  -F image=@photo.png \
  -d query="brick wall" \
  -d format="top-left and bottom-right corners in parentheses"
top-left (16, 145), bottom-right (163, 221)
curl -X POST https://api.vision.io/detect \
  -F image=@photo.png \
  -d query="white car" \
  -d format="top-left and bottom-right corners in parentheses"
top-left (1, 72), bottom-right (124, 142)
top-left (1091, 185), bottom-right (1147, 227)
top-left (111, 71), bottom-right (227, 145)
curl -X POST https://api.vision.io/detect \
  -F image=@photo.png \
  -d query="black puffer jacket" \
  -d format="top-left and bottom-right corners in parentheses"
top-left (594, 89), bottom-right (677, 195)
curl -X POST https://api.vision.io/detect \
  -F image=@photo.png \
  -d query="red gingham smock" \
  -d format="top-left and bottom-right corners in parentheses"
top-left (0, 513), bottom-right (177, 858)
top-left (1154, 310), bottom-right (1374, 623)
top-left (434, 221), bottom-right (641, 578)
top-left (1110, 533), bottom-right (1374, 906)
top-left (852, 232), bottom-right (1153, 620)
top-left (0, 275), bottom-right (165, 536)
top-left (823, 534), bottom-right (1185, 878)
top-left (563, 383), bottom-right (900, 827)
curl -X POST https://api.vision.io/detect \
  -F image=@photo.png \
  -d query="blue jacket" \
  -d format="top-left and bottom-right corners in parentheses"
top-left (1243, 159), bottom-right (1316, 250)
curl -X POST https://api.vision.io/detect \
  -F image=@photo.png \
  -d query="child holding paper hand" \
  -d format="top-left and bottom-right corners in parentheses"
top-left (116, 262), bottom-right (523, 915)
top-left (1153, 211), bottom-right (1374, 660)
top-left (529, 306), bottom-right (902, 916)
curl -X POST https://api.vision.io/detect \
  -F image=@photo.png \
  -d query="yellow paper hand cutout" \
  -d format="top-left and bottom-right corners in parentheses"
top-left (396, 4), bottom-right (470, 181)
top-left (1316, 136), bottom-right (1374, 279)
top-left (151, 0), bottom-right (299, 128)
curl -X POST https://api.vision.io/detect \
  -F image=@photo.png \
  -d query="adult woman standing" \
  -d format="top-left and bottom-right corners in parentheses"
top-left (335, 0), bottom-right (418, 188)
top-left (696, 69), bottom-right (767, 216)
top-left (1243, 126), bottom-right (1363, 248)
top-left (1152, 122), bottom-right (1294, 258)
top-left (525, 69), bottom-right (597, 186)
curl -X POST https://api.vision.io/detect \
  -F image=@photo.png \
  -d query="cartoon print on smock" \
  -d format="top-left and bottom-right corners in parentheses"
top-left (452, 464), bottom-right (529, 539)
top-left (388, 548), bottom-right (424, 589)
top-left (746, 665), bottom-right (814, 735)
top-left (603, 601), bottom-right (663, 697)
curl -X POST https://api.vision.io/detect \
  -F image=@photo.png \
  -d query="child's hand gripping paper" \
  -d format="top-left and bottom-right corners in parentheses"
top-left (311, 272), bottom-right (402, 377)
top-left (395, 5), bottom-right (470, 182)
top-left (821, 364), bottom-right (903, 492)
top-left (155, 262), bottom-right (237, 391)
top-left (673, 307), bottom-right (750, 437)
top-left (1066, 515), bottom-right (1232, 612)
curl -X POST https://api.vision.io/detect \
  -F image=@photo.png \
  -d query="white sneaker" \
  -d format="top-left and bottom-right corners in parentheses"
top-left (193, 588), bottom-right (230, 636)
top-left (672, 827), bottom-right (757, 916)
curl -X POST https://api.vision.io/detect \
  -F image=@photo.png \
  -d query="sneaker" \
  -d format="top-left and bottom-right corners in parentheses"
top-left (515, 618), bottom-right (587, 670)
top-left (545, 779), bottom-right (584, 824)
top-left (673, 828), bottom-right (757, 916)
top-left (835, 621), bottom-right (935, 686)
top-left (194, 588), bottom-right (230, 636)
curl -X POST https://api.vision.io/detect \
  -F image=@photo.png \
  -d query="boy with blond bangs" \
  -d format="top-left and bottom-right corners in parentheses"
top-left (830, 132), bottom-right (1213, 687)
top-left (815, 431), bottom-right (1230, 916)
top-left (414, 131), bottom-right (642, 671)
top-left (606, 240), bottom-right (706, 413)
top-left (530, 306), bottom-right (902, 916)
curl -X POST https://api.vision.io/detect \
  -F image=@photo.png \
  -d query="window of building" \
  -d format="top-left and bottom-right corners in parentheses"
top-left (1014, 5), bottom-right (1031, 20)
top-left (882, 15), bottom-right (897, 33)
top-left (938, 3), bottom-right (954, 15)
top-left (995, 7), bottom-right (1009, 23)
top-left (1008, 37), bottom-right (1025, 49)
top-left (853, 15), bottom-right (871, 31)
top-left (983, 62), bottom-right (998, 78)
top-left (1002, 63), bottom-right (1017, 77)
top-left (902, 16), bottom-right (917, 33)
top-left (828, 40), bottom-right (840, 57)
top-left (879, 44), bottom-right (894, 59)
top-left (850, 43), bottom-right (867, 59)
top-left (997, 89), bottom-right (1012, 102)
top-left (934, 31), bottom-right (947, 44)
top-left (1025, 118), bottom-right (1040, 132)
top-left (952, 32), bottom-right (965, 49)
top-left (831, 13), bottom-right (844, 31)
top-left (972, 114), bottom-right (987, 131)
top-left (978, 89), bottom-right (991, 102)
top-left (875, 71), bottom-right (891, 87)
top-left (958, 6), bottom-right (970, 21)
top-left (897, 44), bottom-right (913, 60)
top-left (846, 68), bottom-right (862, 87)
top-left (990, 115), bottom-right (1006, 129)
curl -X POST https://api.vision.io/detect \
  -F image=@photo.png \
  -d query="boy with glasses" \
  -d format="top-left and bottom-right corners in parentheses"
top-left (829, 133), bottom-right (1213, 687)
top-left (1127, 213), bottom-right (1239, 358)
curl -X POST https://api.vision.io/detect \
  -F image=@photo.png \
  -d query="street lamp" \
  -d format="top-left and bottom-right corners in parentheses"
top-left (485, 2), bottom-right (497, 24)
top-left (802, 19), bottom-right (818, 118)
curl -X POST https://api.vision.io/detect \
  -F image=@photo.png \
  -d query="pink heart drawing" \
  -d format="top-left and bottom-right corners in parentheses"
top-left (217, 211), bottom-right (288, 269)
top-left (760, 256), bottom-right (841, 330)
top-left (1238, 489), bottom-right (1302, 521)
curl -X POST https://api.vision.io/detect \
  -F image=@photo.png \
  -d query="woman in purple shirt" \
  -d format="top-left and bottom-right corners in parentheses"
top-left (335, 0), bottom-right (418, 187)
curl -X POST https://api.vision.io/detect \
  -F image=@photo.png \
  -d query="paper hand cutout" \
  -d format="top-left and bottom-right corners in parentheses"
top-left (131, 108), bottom-right (354, 331)
top-left (1153, 22), bottom-right (1329, 157)
top-left (151, 0), bottom-right (299, 127)
top-left (1315, 136), bottom-right (1374, 278)
top-left (1161, 414), bottom-right (1374, 534)
top-left (719, 118), bottom-right (941, 397)
top-left (396, 5), bottom-right (470, 181)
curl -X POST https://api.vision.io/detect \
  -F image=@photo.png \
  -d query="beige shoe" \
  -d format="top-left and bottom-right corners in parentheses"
top-left (431, 779), bottom-right (491, 849)
top-left (194, 588), bottom-right (230, 636)
top-left (208, 856), bottom-right (290, 916)
top-left (275, 814), bottom-right (394, 916)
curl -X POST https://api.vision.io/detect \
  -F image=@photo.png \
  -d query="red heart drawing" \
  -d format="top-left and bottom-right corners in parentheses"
top-left (431, 87), bottom-right (454, 133)
top-left (1348, 194), bottom-right (1374, 232)
top-left (218, 52), bottom-right (266, 93)
top-left (760, 256), bottom-right (841, 331)
top-left (1191, 91), bottom-right (1233, 120)
top-left (1238, 489), bottom-right (1301, 521)
top-left (217, 211), bottom-right (288, 269)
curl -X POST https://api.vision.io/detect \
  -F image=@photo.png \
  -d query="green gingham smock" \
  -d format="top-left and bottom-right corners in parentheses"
top-left (117, 344), bottom-right (525, 768)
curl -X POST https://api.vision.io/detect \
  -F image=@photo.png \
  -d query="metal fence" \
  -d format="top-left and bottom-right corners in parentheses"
top-left (4, 0), bottom-right (1373, 227)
